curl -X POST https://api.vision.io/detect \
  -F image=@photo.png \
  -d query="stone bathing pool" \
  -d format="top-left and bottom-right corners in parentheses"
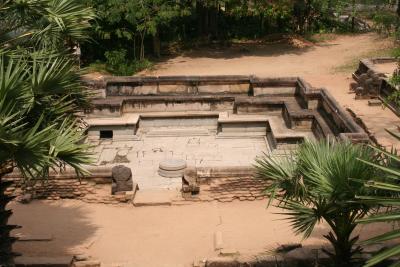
top-left (83, 76), bottom-right (369, 191)
top-left (3, 75), bottom-right (369, 204)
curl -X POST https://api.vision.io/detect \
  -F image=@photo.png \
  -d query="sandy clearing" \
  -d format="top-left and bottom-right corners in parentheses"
top-left (10, 200), bottom-right (393, 267)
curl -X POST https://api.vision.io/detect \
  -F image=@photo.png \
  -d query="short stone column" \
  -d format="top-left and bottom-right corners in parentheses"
top-left (158, 159), bottom-right (187, 178)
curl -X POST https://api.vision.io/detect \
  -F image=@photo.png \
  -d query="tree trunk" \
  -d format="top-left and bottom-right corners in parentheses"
top-left (139, 32), bottom-right (145, 61)
top-left (196, 1), bottom-right (204, 37)
top-left (204, 6), bottom-right (209, 38)
top-left (323, 214), bottom-right (361, 267)
top-left (351, 0), bottom-right (356, 33)
top-left (397, 0), bottom-right (400, 18)
top-left (152, 30), bottom-right (161, 58)
top-left (260, 14), bottom-right (265, 36)
top-left (396, 0), bottom-right (400, 30)
top-left (133, 36), bottom-right (136, 61)
top-left (0, 163), bottom-right (19, 267)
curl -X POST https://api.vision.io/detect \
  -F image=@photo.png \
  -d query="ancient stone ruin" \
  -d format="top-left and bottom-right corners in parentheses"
top-left (4, 75), bottom-right (369, 204)
top-left (352, 57), bottom-right (400, 115)
top-left (111, 165), bottom-right (134, 194)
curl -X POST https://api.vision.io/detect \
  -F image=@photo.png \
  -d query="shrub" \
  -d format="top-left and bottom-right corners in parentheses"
top-left (373, 11), bottom-right (397, 35)
top-left (104, 49), bottom-right (152, 76)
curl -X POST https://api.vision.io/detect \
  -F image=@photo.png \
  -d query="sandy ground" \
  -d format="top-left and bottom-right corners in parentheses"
top-left (374, 62), bottom-right (398, 77)
top-left (10, 200), bottom-right (394, 267)
top-left (141, 33), bottom-right (400, 149)
top-left (10, 33), bottom-right (400, 266)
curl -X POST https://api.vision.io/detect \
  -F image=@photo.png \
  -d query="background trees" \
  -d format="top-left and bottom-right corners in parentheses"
top-left (82, 0), bottom-right (392, 75)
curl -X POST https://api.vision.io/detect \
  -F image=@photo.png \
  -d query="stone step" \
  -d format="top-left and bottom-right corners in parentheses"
top-left (368, 99), bottom-right (382, 106)
top-left (146, 128), bottom-right (210, 137)
top-left (133, 189), bottom-right (180, 207)
top-left (216, 132), bottom-right (266, 139)
top-left (15, 256), bottom-right (72, 267)
top-left (271, 149), bottom-right (294, 156)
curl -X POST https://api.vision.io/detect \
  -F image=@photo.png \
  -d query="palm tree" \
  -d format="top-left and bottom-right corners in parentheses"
top-left (254, 139), bottom-right (378, 267)
top-left (0, 0), bottom-right (95, 265)
top-left (357, 130), bottom-right (400, 267)
top-left (1, 0), bottom-right (94, 50)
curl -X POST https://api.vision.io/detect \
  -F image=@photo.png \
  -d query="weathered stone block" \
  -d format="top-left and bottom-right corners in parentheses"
top-left (158, 84), bottom-right (188, 94)
top-left (228, 83), bottom-right (249, 93)
top-left (134, 85), bottom-right (158, 95)
top-left (111, 165), bottom-right (133, 194)
top-left (72, 260), bottom-right (101, 267)
top-left (15, 256), bottom-right (72, 267)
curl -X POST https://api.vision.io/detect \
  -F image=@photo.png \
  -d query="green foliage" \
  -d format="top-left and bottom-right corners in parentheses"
top-left (0, 0), bottom-right (95, 50)
top-left (373, 11), bottom-right (397, 35)
top-left (254, 139), bottom-right (379, 266)
top-left (0, 0), bottom-right (95, 263)
top-left (0, 0), bottom-right (95, 177)
top-left (80, 0), bottom-right (374, 66)
top-left (105, 49), bottom-right (128, 70)
top-left (357, 130), bottom-right (400, 266)
top-left (386, 89), bottom-right (400, 108)
top-left (104, 49), bottom-right (152, 75)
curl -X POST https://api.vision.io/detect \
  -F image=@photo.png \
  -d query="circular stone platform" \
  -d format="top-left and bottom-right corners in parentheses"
top-left (158, 159), bottom-right (187, 178)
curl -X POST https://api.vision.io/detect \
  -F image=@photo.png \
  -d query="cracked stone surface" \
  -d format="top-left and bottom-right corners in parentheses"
top-left (91, 132), bottom-right (269, 190)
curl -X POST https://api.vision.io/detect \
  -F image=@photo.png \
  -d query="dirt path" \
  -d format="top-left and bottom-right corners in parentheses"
top-left (10, 200), bottom-right (393, 267)
top-left (141, 33), bottom-right (400, 148)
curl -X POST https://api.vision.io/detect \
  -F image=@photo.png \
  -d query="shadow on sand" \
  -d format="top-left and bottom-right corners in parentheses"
top-left (9, 200), bottom-right (98, 258)
top-left (143, 41), bottom-right (316, 72)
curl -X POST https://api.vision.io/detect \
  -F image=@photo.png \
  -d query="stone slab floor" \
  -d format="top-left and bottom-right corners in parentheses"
top-left (93, 135), bottom-right (269, 190)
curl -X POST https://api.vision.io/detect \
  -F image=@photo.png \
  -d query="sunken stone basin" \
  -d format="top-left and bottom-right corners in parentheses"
top-left (158, 159), bottom-right (187, 178)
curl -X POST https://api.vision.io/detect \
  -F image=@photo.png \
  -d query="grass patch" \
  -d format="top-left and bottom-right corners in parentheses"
top-left (82, 61), bottom-right (110, 75)
top-left (305, 33), bottom-right (338, 43)
top-left (82, 59), bottom-right (153, 76)
top-left (333, 42), bottom-right (398, 74)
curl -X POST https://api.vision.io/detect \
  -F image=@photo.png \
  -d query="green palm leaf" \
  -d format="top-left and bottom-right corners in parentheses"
top-left (357, 129), bottom-right (400, 266)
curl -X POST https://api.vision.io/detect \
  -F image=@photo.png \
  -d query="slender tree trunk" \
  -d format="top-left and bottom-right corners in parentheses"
top-left (396, 0), bottom-right (400, 30)
top-left (0, 163), bottom-right (19, 267)
top-left (351, 0), bottom-right (356, 32)
top-left (152, 30), bottom-right (161, 58)
top-left (260, 14), bottom-right (265, 36)
top-left (214, 4), bottom-right (219, 39)
top-left (133, 36), bottom-right (136, 61)
top-left (204, 6), bottom-right (209, 38)
top-left (139, 32), bottom-right (145, 61)
top-left (323, 214), bottom-right (360, 267)
top-left (196, 1), bottom-right (204, 37)
top-left (397, 0), bottom-right (400, 18)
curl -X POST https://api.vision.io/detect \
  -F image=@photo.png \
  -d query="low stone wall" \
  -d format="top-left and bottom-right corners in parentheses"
top-left (181, 166), bottom-right (271, 202)
top-left (353, 57), bottom-right (400, 116)
top-left (193, 176), bottom-right (269, 202)
top-left (4, 167), bottom-right (135, 204)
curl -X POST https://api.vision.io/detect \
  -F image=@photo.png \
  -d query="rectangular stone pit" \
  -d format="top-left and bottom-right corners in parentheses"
top-left (83, 75), bottom-right (368, 194)
top-left (6, 75), bottom-right (369, 203)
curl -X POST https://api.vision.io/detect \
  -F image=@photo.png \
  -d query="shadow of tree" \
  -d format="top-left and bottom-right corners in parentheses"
top-left (179, 42), bottom-right (315, 59)
top-left (9, 200), bottom-right (98, 258)
top-left (145, 41), bottom-right (316, 72)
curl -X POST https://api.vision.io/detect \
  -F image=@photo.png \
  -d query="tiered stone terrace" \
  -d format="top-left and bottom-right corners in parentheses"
top-left (4, 76), bottom-right (369, 203)
top-left (83, 76), bottom-right (368, 193)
